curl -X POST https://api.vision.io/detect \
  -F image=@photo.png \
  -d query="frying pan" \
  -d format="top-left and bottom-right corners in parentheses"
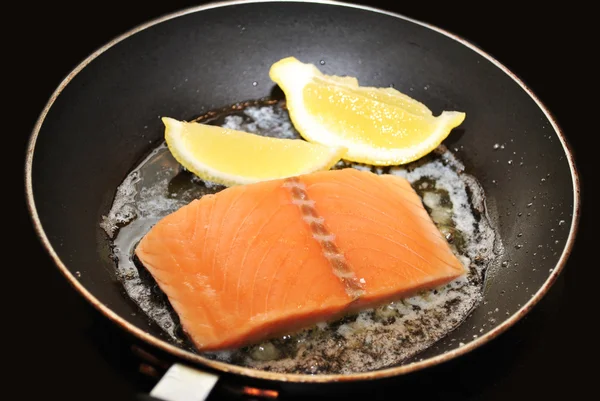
top-left (25, 0), bottom-right (580, 398)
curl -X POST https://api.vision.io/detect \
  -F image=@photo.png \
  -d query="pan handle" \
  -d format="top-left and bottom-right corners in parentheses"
top-left (138, 363), bottom-right (219, 401)
top-left (131, 346), bottom-right (280, 400)
top-left (136, 363), bottom-right (280, 401)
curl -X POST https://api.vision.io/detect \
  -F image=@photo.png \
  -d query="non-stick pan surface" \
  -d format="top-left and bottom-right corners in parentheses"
top-left (25, 0), bottom-right (579, 390)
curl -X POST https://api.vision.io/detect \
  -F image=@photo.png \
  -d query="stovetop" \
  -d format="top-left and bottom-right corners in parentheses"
top-left (16, 1), bottom-right (592, 400)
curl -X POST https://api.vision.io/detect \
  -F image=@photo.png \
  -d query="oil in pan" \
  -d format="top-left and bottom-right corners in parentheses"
top-left (100, 100), bottom-right (501, 374)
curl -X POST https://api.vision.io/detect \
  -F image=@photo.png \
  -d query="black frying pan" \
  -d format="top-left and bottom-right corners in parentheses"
top-left (25, 0), bottom-right (580, 398)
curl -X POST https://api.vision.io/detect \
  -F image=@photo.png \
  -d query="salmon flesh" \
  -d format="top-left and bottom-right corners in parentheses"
top-left (135, 168), bottom-right (466, 351)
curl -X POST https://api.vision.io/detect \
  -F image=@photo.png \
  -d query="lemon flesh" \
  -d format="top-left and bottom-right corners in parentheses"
top-left (270, 57), bottom-right (466, 165)
top-left (162, 117), bottom-right (346, 186)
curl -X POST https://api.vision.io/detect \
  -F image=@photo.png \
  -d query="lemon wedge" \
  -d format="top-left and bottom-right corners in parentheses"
top-left (162, 117), bottom-right (346, 186)
top-left (269, 57), bottom-right (466, 165)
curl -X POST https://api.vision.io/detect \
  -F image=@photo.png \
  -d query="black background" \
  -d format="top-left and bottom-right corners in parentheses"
top-left (14, 1), bottom-right (593, 400)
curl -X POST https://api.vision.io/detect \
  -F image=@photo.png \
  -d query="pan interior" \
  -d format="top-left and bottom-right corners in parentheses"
top-left (28, 0), bottom-right (577, 380)
top-left (102, 99), bottom-right (500, 374)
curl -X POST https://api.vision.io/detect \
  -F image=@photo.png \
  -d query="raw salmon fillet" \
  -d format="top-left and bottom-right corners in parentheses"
top-left (135, 168), bottom-right (466, 351)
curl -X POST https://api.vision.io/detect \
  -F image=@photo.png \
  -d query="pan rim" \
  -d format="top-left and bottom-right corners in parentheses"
top-left (25, 0), bottom-right (581, 383)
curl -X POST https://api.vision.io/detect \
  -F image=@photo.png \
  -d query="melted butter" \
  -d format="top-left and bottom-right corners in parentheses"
top-left (101, 100), bottom-right (500, 374)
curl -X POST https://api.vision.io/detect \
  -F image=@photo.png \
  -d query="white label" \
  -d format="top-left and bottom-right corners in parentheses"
top-left (150, 363), bottom-right (219, 401)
